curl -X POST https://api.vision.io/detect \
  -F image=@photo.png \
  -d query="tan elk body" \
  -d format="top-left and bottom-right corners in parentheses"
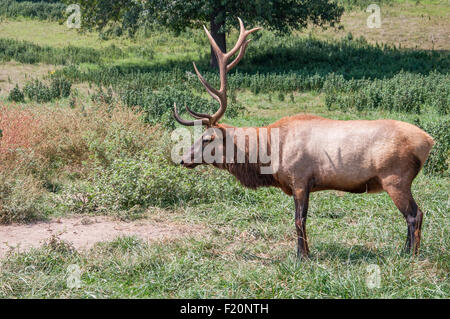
top-left (174, 19), bottom-right (434, 257)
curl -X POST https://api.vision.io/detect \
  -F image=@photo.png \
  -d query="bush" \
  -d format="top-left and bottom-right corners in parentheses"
top-left (87, 153), bottom-right (212, 210)
top-left (0, 0), bottom-right (65, 21)
top-left (61, 150), bottom-right (248, 213)
top-left (50, 77), bottom-right (72, 98)
top-left (416, 119), bottom-right (450, 177)
top-left (54, 31), bottom-right (448, 95)
top-left (0, 103), bottom-right (162, 223)
top-left (7, 84), bottom-right (25, 102)
top-left (24, 79), bottom-right (54, 102)
top-left (0, 173), bottom-right (45, 224)
top-left (23, 78), bottom-right (71, 102)
top-left (324, 72), bottom-right (449, 114)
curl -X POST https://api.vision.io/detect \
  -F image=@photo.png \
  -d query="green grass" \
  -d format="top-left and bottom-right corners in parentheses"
top-left (0, 100), bottom-right (448, 297)
top-left (1, 171), bottom-right (448, 298)
top-left (0, 19), bottom-right (207, 66)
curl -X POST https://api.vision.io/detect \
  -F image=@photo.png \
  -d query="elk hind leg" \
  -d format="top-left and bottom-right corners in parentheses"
top-left (384, 185), bottom-right (423, 255)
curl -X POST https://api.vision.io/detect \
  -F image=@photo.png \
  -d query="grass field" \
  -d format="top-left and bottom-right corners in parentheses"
top-left (0, 1), bottom-right (448, 298)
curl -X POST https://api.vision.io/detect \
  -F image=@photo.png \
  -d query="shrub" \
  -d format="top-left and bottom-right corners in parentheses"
top-left (0, 173), bottom-right (45, 224)
top-left (7, 84), bottom-right (25, 103)
top-left (113, 85), bottom-right (244, 128)
top-left (54, 31), bottom-right (448, 95)
top-left (50, 77), bottom-right (72, 98)
top-left (88, 153), bottom-right (210, 210)
top-left (0, 103), bottom-right (163, 223)
top-left (324, 72), bottom-right (449, 114)
top-left (23, 78), bottom-right (71, 102)
top-left (28, 103), bottom-right (158, 174)
top-left (0, 0), bottom-right (65, 21)
top-left (416, 119), bottom-right (450, 177)
top-left (24, 79), bottom-right (54, 102)
top-left (61, 150), bottom-right (248, 213)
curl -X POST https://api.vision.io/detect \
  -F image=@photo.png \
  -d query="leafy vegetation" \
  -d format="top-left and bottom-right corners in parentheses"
top-left (67, 0), bottom-right (344, 66)
top-left (53, 33), bottom-right (449, 89)
top-left (0, 38), bottom-right (102, 65)
top-left (416, 119), bottom-right (450, 177)
top-left (7, 84), bottom-right (25, 102)
top-left (118, 85), bottom-right (245, 127)
top-left (324, 71), bottom-right (449, 115)
top-left (22, 77), bottom-right (71, 103)
top-left (0, 0), bottom-right (65, 21)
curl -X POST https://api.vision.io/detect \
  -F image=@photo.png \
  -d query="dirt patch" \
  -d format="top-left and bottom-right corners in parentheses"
top-left (0, 216), bottom-right (203, 258)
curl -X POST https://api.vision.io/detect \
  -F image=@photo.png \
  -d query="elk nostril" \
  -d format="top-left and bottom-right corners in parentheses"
top-left (180, 160), bottom-right (184, 165)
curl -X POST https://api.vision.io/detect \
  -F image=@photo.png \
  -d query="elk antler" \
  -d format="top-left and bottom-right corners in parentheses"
top-left (174, 18), bottom-right (261, 127)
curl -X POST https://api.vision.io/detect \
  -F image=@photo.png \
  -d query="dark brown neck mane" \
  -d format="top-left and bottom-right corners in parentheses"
top-left (214, 125), bottom-right (279, 189)
top-left (223, 162), bottom-right (278, 189)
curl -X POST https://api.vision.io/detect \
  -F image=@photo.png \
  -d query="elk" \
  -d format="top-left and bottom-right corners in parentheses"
top-left (173, 18), bottom-right (435, 258)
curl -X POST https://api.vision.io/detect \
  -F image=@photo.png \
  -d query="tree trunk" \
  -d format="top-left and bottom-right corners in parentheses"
top-left (209, 7), bottom-right (226, 69)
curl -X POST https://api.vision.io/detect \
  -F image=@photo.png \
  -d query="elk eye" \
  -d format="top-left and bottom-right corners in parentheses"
top-left (203, 136), bottom-right (212, 143)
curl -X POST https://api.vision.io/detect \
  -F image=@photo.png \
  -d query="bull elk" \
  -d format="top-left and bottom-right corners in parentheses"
top-left (173, 18), bottom-right (434, 258)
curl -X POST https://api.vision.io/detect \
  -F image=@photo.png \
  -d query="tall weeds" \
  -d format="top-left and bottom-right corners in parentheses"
top-left (0, 104), bottom-right (160, 223)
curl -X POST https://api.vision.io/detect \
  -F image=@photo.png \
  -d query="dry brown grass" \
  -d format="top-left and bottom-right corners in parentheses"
top-left (0, 103), bottom-right (161, 223)
top-left (0, 106), bottom-right (41, 163)
top-left (0, 62), bottom-right (58, 98)
top-left (306, 2), bottom-right (450, 51)
top-left (0, 103), bottom-right (158, 174)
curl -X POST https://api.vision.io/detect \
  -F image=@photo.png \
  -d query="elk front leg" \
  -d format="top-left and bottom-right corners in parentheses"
top-left (294, 188), bottom-right (310, 259)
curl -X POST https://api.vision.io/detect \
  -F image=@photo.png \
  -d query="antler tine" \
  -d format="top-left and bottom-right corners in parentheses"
top-left (175, 18), bottom-right (260, 126)
top-left (192, 62), bottom-right (221, 103)
top-left (185, 104), bottom-right (212, 119)
top-left (248, 27), bottom-right (263, 34)
top-left (208, 18), bottom-right (261, 124)
top-left (173, 103), bottom-right (209, 126)
top-left (203, 25), bottom-right (225, 61)
top-left (227, 39), bottom-right (251, 72)
top-left (224, 18), bottom-right (262, 60)
top-left (224, 17), bottom-right (245, 60)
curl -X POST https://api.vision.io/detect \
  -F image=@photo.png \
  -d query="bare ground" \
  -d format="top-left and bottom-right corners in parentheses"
top-left (0, 216), bottom-right (204, 258)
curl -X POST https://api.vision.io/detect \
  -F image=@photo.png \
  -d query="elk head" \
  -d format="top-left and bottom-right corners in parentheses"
top-left (173, 18), bottom-right (261, 168)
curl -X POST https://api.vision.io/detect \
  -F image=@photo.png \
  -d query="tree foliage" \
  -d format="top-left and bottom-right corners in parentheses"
top-left (143, 0), bottom-right (344, 33)
top-left (68, 0), bottom-right (343, 32)
top-left (65, 0), bottom-right (344, 65)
